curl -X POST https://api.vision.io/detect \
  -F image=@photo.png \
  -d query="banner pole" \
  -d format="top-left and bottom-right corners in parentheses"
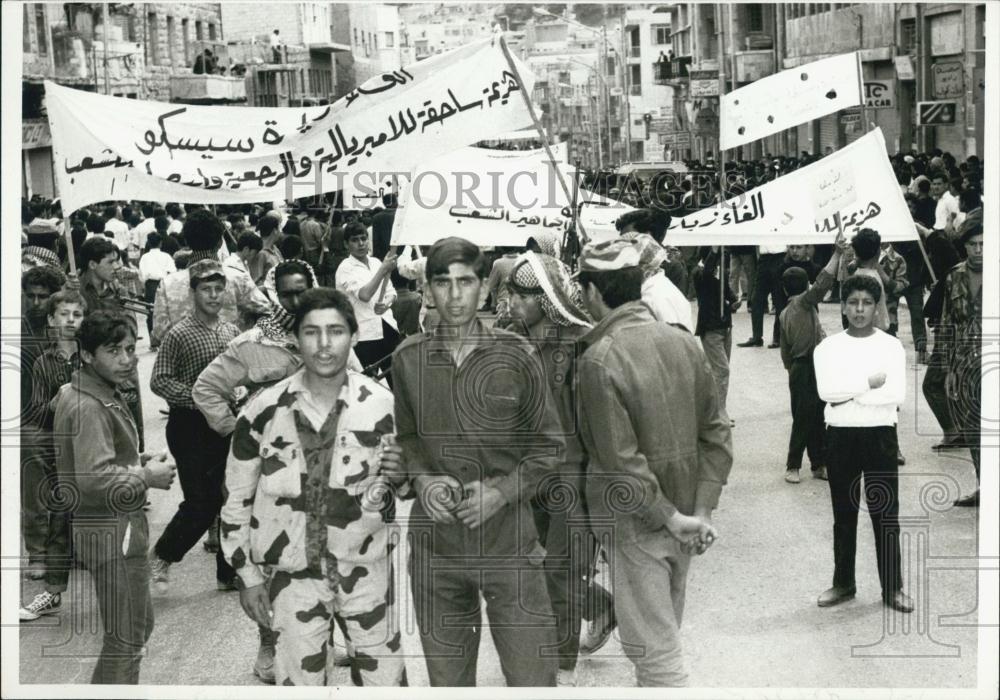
top-left (498, 36), bottom-right (588, 241)
top-left (63, 218), bottom-right (77, 276)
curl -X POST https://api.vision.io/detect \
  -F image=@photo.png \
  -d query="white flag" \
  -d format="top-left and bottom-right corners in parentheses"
top-left (45, 39), bottom-right (534, 214)
top-left (720, 52), bottom-right (863, 151)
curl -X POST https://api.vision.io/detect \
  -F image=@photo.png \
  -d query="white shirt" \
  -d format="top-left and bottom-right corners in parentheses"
top-left (167, 218), bottom-right (184, 235)
top-left (336, 255), bottom-right (398, 341)
top-left (138, 249), bottom-right (177, 284)
top-left (813, 329), bottom-right (905, 427)
top-left (130, 217), bottom-right (157, 252)
top-left (104, 217), bottom-right (131, 251)
top-left (642, 272), bottom-right (694, 333)
top-left (269, 33), bottom-right (281, 49)
top-left (934, 191), bottom-right (964, 231)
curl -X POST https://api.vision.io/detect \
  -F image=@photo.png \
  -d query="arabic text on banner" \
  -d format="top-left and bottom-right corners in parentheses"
top-left (46, 39), bottom-right (534, 214)
top-left (664, 128), bottom-right (916, 246)
top-left (720, 52), bottom-right (863, 151)
top-left (390, 145), bottom-right (630, 247)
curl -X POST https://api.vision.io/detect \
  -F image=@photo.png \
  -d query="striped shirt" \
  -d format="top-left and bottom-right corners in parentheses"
top-left (151, 314), bottom-right (240, 409)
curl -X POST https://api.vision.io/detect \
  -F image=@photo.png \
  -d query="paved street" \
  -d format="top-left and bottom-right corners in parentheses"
top-left (18, 301), bottom-right (981, 687)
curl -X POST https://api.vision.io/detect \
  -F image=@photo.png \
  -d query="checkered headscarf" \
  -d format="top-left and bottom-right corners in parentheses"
top-left (508, 252), bottom-right (593, 329)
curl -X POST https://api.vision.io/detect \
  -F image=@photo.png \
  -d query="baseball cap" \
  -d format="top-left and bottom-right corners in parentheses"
top-left (571, 239), bottom-right (641, 278)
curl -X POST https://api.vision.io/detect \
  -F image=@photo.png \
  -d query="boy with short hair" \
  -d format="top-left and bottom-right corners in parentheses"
top-left (51, 311), bottom-right (176, 683)
top-left (813, 275), bottom-right (913, 614)
top-left (778, 233), bottom-right (847, 484)
top-left (20, 292), bottom-right (86, 615)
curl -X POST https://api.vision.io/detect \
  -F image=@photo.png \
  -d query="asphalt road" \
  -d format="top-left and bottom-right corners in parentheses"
top-left (17, 301), bottom-right (982, 688)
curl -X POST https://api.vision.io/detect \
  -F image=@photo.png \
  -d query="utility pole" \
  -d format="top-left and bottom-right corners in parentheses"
top-left (103, 2), bottom-right (111, 95)
top-left (621, 13), bottom-right (631, 161)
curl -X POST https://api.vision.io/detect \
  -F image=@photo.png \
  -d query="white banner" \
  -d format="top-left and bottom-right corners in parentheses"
top-left (663, 128), bottom-right (916, 246)
top-left (720, 52), bottom-right (863, 151)
top-left (46, 39), bottom-right (534, 214)
top-left (347, 141), bottom-right (567, 209)
top-left (390, 145), bottom-right (629, 247)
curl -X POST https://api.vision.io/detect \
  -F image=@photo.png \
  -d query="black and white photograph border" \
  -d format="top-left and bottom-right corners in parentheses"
top-left (1, 1), bottom-right (997, 698)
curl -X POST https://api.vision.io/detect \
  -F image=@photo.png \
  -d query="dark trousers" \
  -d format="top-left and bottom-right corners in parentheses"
top-left (410, 546), bottom-right (558, 686)
top-left (531, 491), bottom-right (592, 672)
top-left (826, 426), bottom-right (903, 595)
top-left (950, 352), bottom-right (982, 481)
top-left (21, 440), bottom-right (73, 591)
top-left (922, 348), bottom-right (956, 435)
top-left (751, 254), bottom-right (786, 343)
top-left (786, 358), bottom-right (826, 471)
top-left (154, 407), bottom-right (234, 582)
top-left (144, 280), bottom-right (159, 338)
top-left (354, 321), bottom-right (401, 388)
top-left (75, 514), bottom-right (155, 684)
top-left (901, 284), bottom-right (927, 351)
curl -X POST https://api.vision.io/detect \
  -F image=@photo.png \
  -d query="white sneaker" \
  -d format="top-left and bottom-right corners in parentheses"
top-left (20, 591), bottom-right (62, 621)
top-left (557, 668), bottom-right (578, 687)
top-left (149, 556), bottom-right (171, 595)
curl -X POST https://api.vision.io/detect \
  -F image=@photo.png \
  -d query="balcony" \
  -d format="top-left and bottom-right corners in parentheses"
top-left (652, 57), bottom-right (691, 85)
top-left (170, 74), bottom-right (247, 103)
top-left (628, 45), bottom-right (642, 60)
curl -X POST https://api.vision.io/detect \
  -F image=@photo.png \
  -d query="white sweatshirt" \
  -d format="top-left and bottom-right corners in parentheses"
top-left (813, 329), bottom-right (906, 427)
top-left (642, 271), bottom-right (694, 333)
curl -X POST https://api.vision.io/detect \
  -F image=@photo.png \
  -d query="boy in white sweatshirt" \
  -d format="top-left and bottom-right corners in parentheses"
top-left (813, 274), bottom-right (913, 614)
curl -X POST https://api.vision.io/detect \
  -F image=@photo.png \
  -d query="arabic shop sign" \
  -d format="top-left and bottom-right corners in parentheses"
top-left (23, 119), bottom-right (52, 149)
top-left (45, 39), bottom-right (536, 214)
top-left (864, 80), bottom-right (895, 110)
top-left (932, 62), bottom-right (964, 100)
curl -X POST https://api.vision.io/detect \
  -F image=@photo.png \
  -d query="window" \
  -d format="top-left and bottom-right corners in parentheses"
top-left (900, 18), bottom-right (916, 53)
top-left (35, 5), bottom-right (48, 55)
top-left (182, 19), bottom-right (190, 64)
top-left (147, 13), bottom-right (159, 64)
top-left (166, 16), bottom-right (175, 64)
top-left (746, 4), bottom-right (764, 32)
top-left (195, 20), bottom-right (203, 41)
top-left (354, 28), bottom-right (358, 46)
top-left (653, 24), bottom-right (670, 45)
top-left (208, 23), bottom-right (216, 41)
top-left (24, 6), bottom-right (32, 52)
top-left (629, 64), bottom-right (641, 94)
top-left (384, 31), bottom-right (395, 48)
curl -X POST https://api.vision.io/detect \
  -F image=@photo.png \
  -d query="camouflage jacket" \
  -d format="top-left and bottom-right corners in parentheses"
top-left (940, 261), bottom-right (983, 365)
top-left (221, 369), bottom-right (399, 589)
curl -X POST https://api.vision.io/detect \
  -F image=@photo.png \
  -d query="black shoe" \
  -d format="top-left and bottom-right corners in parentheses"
top-left (737, 337), bottom-right (764, 348)
top-left (883, 590), bottom-right (914, 613)
top-left (897, 450), bottom-right (906, 466)
top-left (817, 585), bottom-right (856, 608)
top-left (767, 342), bottom-right (780, 349)
top-left (932, 436), bottom-right (964, 451)
top-left (954, 490), bottom-right (979, 507)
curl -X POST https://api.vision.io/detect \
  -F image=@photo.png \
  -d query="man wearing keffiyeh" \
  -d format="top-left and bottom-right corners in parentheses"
top-left (506, 252), bottom-right (610, 686)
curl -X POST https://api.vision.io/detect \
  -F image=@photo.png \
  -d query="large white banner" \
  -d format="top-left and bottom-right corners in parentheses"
top-left (720, 52), bottom-right (863, 151)
top-left (664, 128), bottom-right (916, 246)
top-left (390, 145), bottom-right (630, 247)
top-left (46, 39), bottom-right (534, 214)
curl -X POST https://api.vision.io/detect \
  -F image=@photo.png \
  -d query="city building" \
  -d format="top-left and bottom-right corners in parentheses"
top-left (663, 2), bottom-right (985, 162)
top-left (21, 2), bottom-right (234, 199)
top-left (623, 5), bottom-right (674, 161)
top-left (398, 3), bottom-right (499, 63)
top-left (220, 3), bottom-right (349, 107)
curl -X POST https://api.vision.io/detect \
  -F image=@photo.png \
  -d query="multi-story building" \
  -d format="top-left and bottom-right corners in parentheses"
top-left (663, 2), bottom-right (985, 162)
top-left (21, 2), bottom-right (238, 199)
top-left (220, 3), bottom-right (349, 107)
top-left (623, 6), bottom-right (674, 161)
top-left (343, 4), bottom-right (404, 86)
top-left (398, 3), bottom-right (498, 64)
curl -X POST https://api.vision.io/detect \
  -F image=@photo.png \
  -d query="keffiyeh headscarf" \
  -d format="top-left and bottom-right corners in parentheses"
top-left (258, 259), bottom-right (318, 342)
top-left (622, 232), bottom-right (667, 280)
top-left (508, 252), bottom-right (593, 329)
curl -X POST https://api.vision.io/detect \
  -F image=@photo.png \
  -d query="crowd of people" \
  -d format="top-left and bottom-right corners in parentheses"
top-left (16, 144), bottom-right (983, 687)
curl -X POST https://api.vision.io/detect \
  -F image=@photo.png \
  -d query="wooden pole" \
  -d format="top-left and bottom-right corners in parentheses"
top-left (498, 36), bottom-right (588, 241)
top-left (717, 3), bottom-right (727, 318)
top-left (63, 218), bottom-right (77, 276)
